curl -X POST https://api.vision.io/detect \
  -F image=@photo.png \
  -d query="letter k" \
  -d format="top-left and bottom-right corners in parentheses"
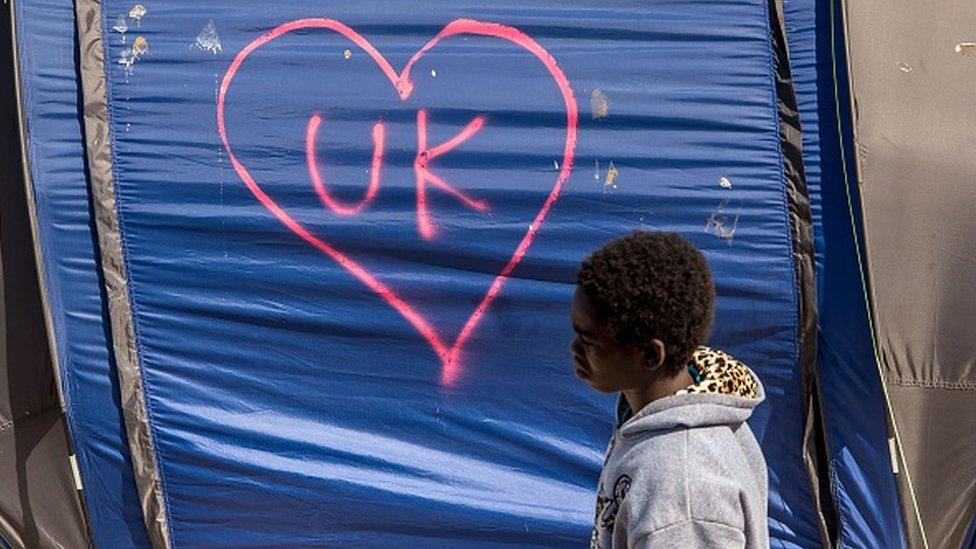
top-left (413, 109), bottom-right (490, 239)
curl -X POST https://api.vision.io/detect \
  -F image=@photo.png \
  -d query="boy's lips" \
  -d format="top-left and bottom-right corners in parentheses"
top-left (573, 359), bottom-right (590, 379)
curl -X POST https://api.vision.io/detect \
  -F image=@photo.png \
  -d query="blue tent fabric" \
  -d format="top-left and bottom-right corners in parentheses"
top-left (964, 514), bottom-right (976, 549)
top-left (20, 0), bottom-right (829, 546)
top-left (781, 0), bottom-right (906, 546)
top-left (11, 1), bottom-right (151, 546)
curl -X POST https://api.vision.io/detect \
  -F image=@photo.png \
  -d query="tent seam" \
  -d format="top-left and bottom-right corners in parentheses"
top-left (98, 8), bottom-right (178, 548)
top-left (883, 379), bottom-right (976, 391)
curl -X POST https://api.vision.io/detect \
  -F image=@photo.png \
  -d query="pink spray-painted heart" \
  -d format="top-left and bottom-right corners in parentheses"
top-left (217, 18), bottom-right (578, 386)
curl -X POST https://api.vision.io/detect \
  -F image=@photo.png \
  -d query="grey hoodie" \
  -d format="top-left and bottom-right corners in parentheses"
top-left (590, 349), bottom-right (769, 548)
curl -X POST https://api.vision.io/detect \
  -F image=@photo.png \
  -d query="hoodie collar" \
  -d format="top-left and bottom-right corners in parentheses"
top-left (615, 347), bottom-right (764, 435)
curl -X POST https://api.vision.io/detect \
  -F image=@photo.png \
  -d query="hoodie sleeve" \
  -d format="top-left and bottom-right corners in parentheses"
top-left (631, 519), bottom-right (746, 548)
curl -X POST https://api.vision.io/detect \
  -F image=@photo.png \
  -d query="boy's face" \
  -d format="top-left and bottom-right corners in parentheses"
top-left (570, 286), bottom-right (647, 393)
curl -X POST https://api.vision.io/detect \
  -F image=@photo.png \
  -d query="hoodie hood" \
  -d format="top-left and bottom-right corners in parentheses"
top-left (617, 347), bottom-right (764, 438)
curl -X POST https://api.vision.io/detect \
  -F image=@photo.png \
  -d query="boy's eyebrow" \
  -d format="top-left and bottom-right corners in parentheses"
top-left (572, 323), bottom-right (597, 338)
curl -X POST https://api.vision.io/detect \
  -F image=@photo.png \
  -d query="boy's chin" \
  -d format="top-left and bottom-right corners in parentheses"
top-left (582, 377), bottom-right (617, 394)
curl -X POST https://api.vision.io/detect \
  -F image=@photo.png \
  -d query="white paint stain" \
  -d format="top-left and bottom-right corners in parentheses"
top-left (897, 61), bottom-right (912, 73)
top-left (343, 48), bottom-right (352, 59)
top-left (594, 160), bottom-right (601, 182)
top-left (553, 160), bottom-right (560, 170)
top-left (705, 199), bottom-right (740, 243)
top-left (591, 88), bottom-right (610, 119)
top-left (956, 43), bottom-right (976, 56)
top-left (194, 20), bottom-right (222, 55)
top-left (118, 49), bottom-right (136, 75)
top-left (719, 176), bottom-right (733, 189)
top-left (113, 14), bottom-right (129, 37)
top-left (430, 69), bottom-right (438, 77)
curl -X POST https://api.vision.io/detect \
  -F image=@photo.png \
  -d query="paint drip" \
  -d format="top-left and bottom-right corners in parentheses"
top-left (603, 161), bottom-right (619, 193)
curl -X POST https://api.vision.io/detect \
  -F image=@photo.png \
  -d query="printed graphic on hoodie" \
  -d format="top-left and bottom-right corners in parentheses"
top-left (591, 475), bottom-right (632, 549)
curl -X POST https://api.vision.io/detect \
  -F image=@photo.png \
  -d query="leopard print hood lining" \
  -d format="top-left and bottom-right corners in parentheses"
top-left (675, 346), bottom-right (759, 399)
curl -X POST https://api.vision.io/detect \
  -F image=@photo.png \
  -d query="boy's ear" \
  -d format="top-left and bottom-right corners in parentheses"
top-left (642, 339), bottom-right (667, 371)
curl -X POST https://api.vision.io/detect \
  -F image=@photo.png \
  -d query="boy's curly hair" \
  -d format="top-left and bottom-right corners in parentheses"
top-left (577, 231), bottom-right (715, 374)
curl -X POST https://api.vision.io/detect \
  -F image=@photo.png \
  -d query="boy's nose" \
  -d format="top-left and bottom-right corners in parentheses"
top-left (570, 337), bottom-right (583, 357)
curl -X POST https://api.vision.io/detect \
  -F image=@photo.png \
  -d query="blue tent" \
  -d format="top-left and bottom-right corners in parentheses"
top-left (2, 0), bottom-right (972, 547)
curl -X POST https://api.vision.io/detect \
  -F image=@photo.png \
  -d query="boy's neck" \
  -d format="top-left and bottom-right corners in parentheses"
top-left (623, 367), bottom-right (694, 416)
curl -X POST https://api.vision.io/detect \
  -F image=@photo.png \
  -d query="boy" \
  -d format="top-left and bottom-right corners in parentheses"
top-left (571, 231), bottom-right (768, 548)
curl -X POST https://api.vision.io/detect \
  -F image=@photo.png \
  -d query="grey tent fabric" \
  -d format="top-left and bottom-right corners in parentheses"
top-left (1, 8), bottom-right (90, 548)
top-left (72, 0), bottom-right (172, 546)
top-left (841, 0), bottom-right (976, 546)
top-left (0, 408), bottom-right (87, 549)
